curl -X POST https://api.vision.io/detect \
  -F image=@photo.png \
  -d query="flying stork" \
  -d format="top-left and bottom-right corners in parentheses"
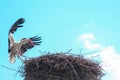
top-left (8, 18), bottom-right (42, 63)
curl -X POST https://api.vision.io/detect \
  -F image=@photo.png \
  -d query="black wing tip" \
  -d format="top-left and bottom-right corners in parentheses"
top-left (18, 18), bottom-right (25, 23)
top-left (30, 36), bottom-right (42, 41)
top-left (33, 41), bottom-right (42, 45)
top-left (9, 18), bottom-right (25, 34)
top-left (14, 18), bottom-right (25, 24)
top-left (16, 18), bottom-right (25, 25)
top-left (30, 35), bottom-right (42, 45)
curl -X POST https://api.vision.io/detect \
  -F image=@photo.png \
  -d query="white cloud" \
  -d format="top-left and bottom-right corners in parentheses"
top-left (77, 33), bottom-right (102, 50)
top-left (100, 46), bottom-right (120, 80)
top-left (78, 33), bottom-right (95, 41)
top-left (77, 33), bottom-right (120, 80)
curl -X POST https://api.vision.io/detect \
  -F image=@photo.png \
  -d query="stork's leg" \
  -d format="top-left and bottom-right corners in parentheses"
top-left (16, 52), bottom-right (24, 63)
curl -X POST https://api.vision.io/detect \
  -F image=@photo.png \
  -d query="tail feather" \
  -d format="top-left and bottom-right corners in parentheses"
top-left (9, 54), bottom-right (16, 64)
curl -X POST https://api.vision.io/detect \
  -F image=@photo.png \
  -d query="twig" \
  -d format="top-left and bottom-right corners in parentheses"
top-left (66, 59), bottom-right (80, 80)
top-left (66, 49), bottom-right (72, 54)
top-left (14, 71), bottom-right (19, 80)
top-left (17, 53), bottom-right (24, 63)
top-left (87, 54), bottom-right (100, 59)
top-left (79, 48), bottom-right (83, 55)
top-left (1, 65), bottom-right (18, 72)
top-left (1, 65), bottom-right (21, 80)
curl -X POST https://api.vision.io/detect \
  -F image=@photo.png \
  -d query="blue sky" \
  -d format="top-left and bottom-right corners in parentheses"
top-left (0, 0), bottom-right (120, 80)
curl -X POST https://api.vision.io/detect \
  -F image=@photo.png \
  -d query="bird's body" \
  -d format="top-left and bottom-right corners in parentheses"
top-left (9, 39), bottom-right (34, 63)
top-left (11, 43), bottom-right (19, 54)
top-left (8, 18), bottom-right (42, 63)
top-left (9, 43), bottom-right (20, 63)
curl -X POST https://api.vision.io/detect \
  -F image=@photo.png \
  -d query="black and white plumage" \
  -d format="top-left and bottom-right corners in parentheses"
top-left (8, 18), bottom-right (42, 63)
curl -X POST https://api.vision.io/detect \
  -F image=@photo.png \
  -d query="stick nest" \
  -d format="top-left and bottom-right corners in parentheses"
top-left (21, 53), bottom-right (104, 80)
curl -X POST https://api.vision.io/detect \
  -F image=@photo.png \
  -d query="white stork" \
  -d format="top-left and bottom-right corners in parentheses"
top-left (8, 18), bottom-right (42, 63)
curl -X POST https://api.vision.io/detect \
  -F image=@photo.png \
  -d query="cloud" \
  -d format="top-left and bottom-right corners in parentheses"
top-left (77, 33), bottom-right (103, 50)
top-left (78, 33), bottom-right (95, 41)
top-left (100, 46), bottom-right (120, 80)
top-left (77, 33), bottom-right (120, 80)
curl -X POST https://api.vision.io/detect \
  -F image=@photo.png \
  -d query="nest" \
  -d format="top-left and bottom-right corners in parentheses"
top-left (21, 53), bottom-right (104, 80)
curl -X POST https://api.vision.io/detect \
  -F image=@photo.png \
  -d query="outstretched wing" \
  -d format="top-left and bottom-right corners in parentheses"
top-left (9, 18), bottom-right (25, 34)
top-left (8, 18), bottom-right (25, 53)
top-left (20, 36), bottom-right (42, 54)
